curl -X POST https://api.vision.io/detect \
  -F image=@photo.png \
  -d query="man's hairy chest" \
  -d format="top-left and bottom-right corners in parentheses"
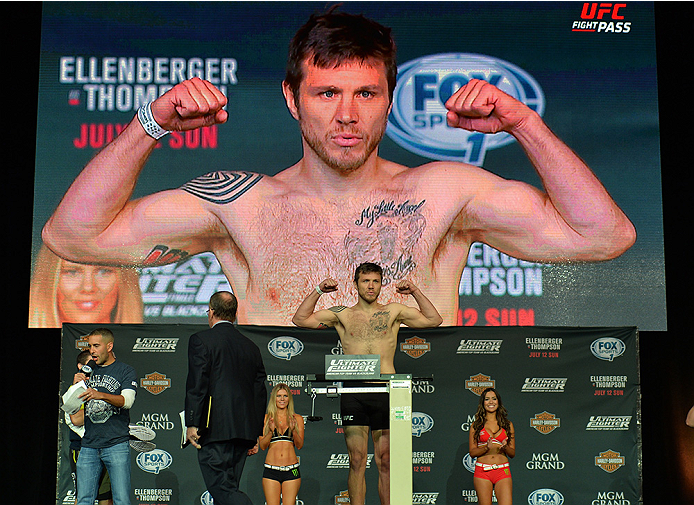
top-left (214, 186), bottom-right (466, 321)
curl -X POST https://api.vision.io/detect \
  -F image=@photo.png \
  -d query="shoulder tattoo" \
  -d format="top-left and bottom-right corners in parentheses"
top-left (329, 306), bottom-right (348, 313)
top-left (180, 171), bottom-right (263, 204)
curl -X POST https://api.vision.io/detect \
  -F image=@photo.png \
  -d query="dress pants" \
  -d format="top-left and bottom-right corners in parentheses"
top-left (198, 439), bottom-right (254, 505)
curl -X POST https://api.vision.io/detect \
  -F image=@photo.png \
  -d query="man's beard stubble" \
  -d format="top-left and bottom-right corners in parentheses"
top-left (299, 115), bottom-right (388, 173)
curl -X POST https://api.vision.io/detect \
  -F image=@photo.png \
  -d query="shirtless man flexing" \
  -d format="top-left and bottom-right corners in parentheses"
top-left (292, 262), bottom-right (443, 505)
top-left (42, 9), bottom-right (635, 325)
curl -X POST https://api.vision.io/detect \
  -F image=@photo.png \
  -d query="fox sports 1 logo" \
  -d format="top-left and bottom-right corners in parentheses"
top-left (590, 337), bottom-right (626, 361)
top-left (268, 336), bottom-right (304, 361)
top-left (386, 53), bottom-right (545, 165)
top-left (528, 488), bottom-right (565, 505)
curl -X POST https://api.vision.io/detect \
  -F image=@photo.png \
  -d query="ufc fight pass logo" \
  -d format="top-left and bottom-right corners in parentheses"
top-left (571, 3), bottom-right (632, 33)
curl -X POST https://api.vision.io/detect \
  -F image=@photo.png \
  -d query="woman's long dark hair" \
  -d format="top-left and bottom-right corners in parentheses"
top-left (471, 387), bottom-right (512, 445)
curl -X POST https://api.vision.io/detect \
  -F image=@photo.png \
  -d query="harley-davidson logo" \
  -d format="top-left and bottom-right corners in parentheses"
top-left (334, 490), bottom-right (350, 504)
top-left (595, 449), bottom-right (625, 473)
top-left (400, 336), bottom-right (431, 359)
top-left (530, 411), bottom-right (561, 435)
top-left (75, 335), bottom-right (90, 351)
top-left (140, 372), bottom-right (172, 395)
top-left (465, 373), bottom-right (495, 396)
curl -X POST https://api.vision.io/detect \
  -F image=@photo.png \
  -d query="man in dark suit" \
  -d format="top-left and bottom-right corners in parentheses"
top-left (185, 291), bottom-right (267, 505)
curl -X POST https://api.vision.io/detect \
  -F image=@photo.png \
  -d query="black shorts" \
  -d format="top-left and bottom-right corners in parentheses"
top-left (263, 464), bottom-right (301, 483)
top-left (340, 385), bottom-right (389, 431)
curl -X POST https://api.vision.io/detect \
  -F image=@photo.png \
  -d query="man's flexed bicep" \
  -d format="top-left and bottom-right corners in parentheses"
top-left (292, 278), bottom-right (342, 329)
top-left (437, 157), bottom-right (631, 264)
top-left (43, 184), bottom-right (219, 266)
top-left (42, 78), bottom-right (229, 266)
top-left (460, 173), bottom-right (630, 263)
top-left (394, 281), bottom-right (443, 328)
top-left (444, 79), bottom-right (634, 262)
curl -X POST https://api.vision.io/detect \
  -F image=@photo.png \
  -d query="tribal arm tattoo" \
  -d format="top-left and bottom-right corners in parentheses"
top-left (319, 306), bottom-right (348, 328)
top-left (180, 171), bottom-right (263, 204)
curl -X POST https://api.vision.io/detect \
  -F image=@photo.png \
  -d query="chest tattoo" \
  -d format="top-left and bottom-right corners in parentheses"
top-left (370, 311), bottom-right (390, 332)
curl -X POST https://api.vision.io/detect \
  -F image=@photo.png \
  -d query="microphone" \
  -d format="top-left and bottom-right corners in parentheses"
top-left (81, 359), bottom-right (97, 376)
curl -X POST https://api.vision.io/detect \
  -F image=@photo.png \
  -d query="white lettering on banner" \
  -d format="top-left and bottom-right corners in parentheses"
top-left (412, 379), bottom-right (435, 394)
top-left (327, 453), bottom-right (373, 469)
top-left (521, 378), bottom-right (567, 392)
top-left (461, 489), bottom-right (486, 503)
top-left (138, 413), bottom-right (175, 431)
top-left (591, 375), bottom-right (628, 388)
top-left (60, 56), bottom-right (238, 85)
top-left (457, 339), bottom-right (502, 354)
top-left (460, 414), bottom-right (476, 431)
top-left (412, 451), bottom-right (435, 464)
top-left (592, 491), bottom-right (631, 505)
top-left (586, 416), bottom-right (632, 431)
top-left (459, 243), bottom-right (548, 296)
top-left (526, 452), bottom-right (566, 470)
top-left (267, 374), bottom-right (305, 387)
top-left (132, 337), bottom-right (179, 352)
top-left (412, 493), bottom-right (439, 504)
top-left (525, 337), bottom-right (563, 350)
top-left (134, 488), bottom-right (173, 502)
top-left (60, 56), bottom-right (236, 112)
top-left (139, 253), bottom-right (231, 318)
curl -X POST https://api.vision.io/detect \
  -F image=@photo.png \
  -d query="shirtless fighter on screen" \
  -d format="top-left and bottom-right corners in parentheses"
top-left (292, 261), bottom-right (443, 505)
top-left (42, 9), bottom-right (635, 325)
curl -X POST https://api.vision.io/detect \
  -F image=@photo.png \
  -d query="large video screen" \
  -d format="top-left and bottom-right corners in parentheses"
top-left (31, 2), bottom-right (665, 329)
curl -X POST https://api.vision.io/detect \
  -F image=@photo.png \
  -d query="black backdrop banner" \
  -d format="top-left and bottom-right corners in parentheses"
top-left (58, 324), bottom-right (639, 505)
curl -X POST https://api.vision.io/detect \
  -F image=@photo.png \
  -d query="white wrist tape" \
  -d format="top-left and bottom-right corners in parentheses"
top-left (137, 102), bottom-right (171, 140)
top-left (315, 285), bottom-right (324, 295)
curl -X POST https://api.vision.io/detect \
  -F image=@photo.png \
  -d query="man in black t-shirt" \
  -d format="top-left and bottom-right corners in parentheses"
top-left (67, 349), bottom-right (113, 505)
top-left (73, 328), bottom-right (137, 505)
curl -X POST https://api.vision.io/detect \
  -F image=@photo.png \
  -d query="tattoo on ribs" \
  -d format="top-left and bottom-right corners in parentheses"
top-left (180, 171), bottom-right (263, 204)
top-left (143, 245), bottom-right (189, 265)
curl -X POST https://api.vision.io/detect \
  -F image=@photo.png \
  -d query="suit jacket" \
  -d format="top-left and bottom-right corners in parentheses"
top-left (185, 321), bottom-right (267, 444)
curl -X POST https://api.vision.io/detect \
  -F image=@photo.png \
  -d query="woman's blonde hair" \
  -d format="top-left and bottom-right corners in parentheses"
top-left (265, 383), bottom-right (296, 434)
top-left (29, 244), bottom-right (143, 327)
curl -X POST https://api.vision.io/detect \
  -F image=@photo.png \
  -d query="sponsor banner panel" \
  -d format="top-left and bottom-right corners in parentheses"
top-left (58, 324), bottom-right (639, 504)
